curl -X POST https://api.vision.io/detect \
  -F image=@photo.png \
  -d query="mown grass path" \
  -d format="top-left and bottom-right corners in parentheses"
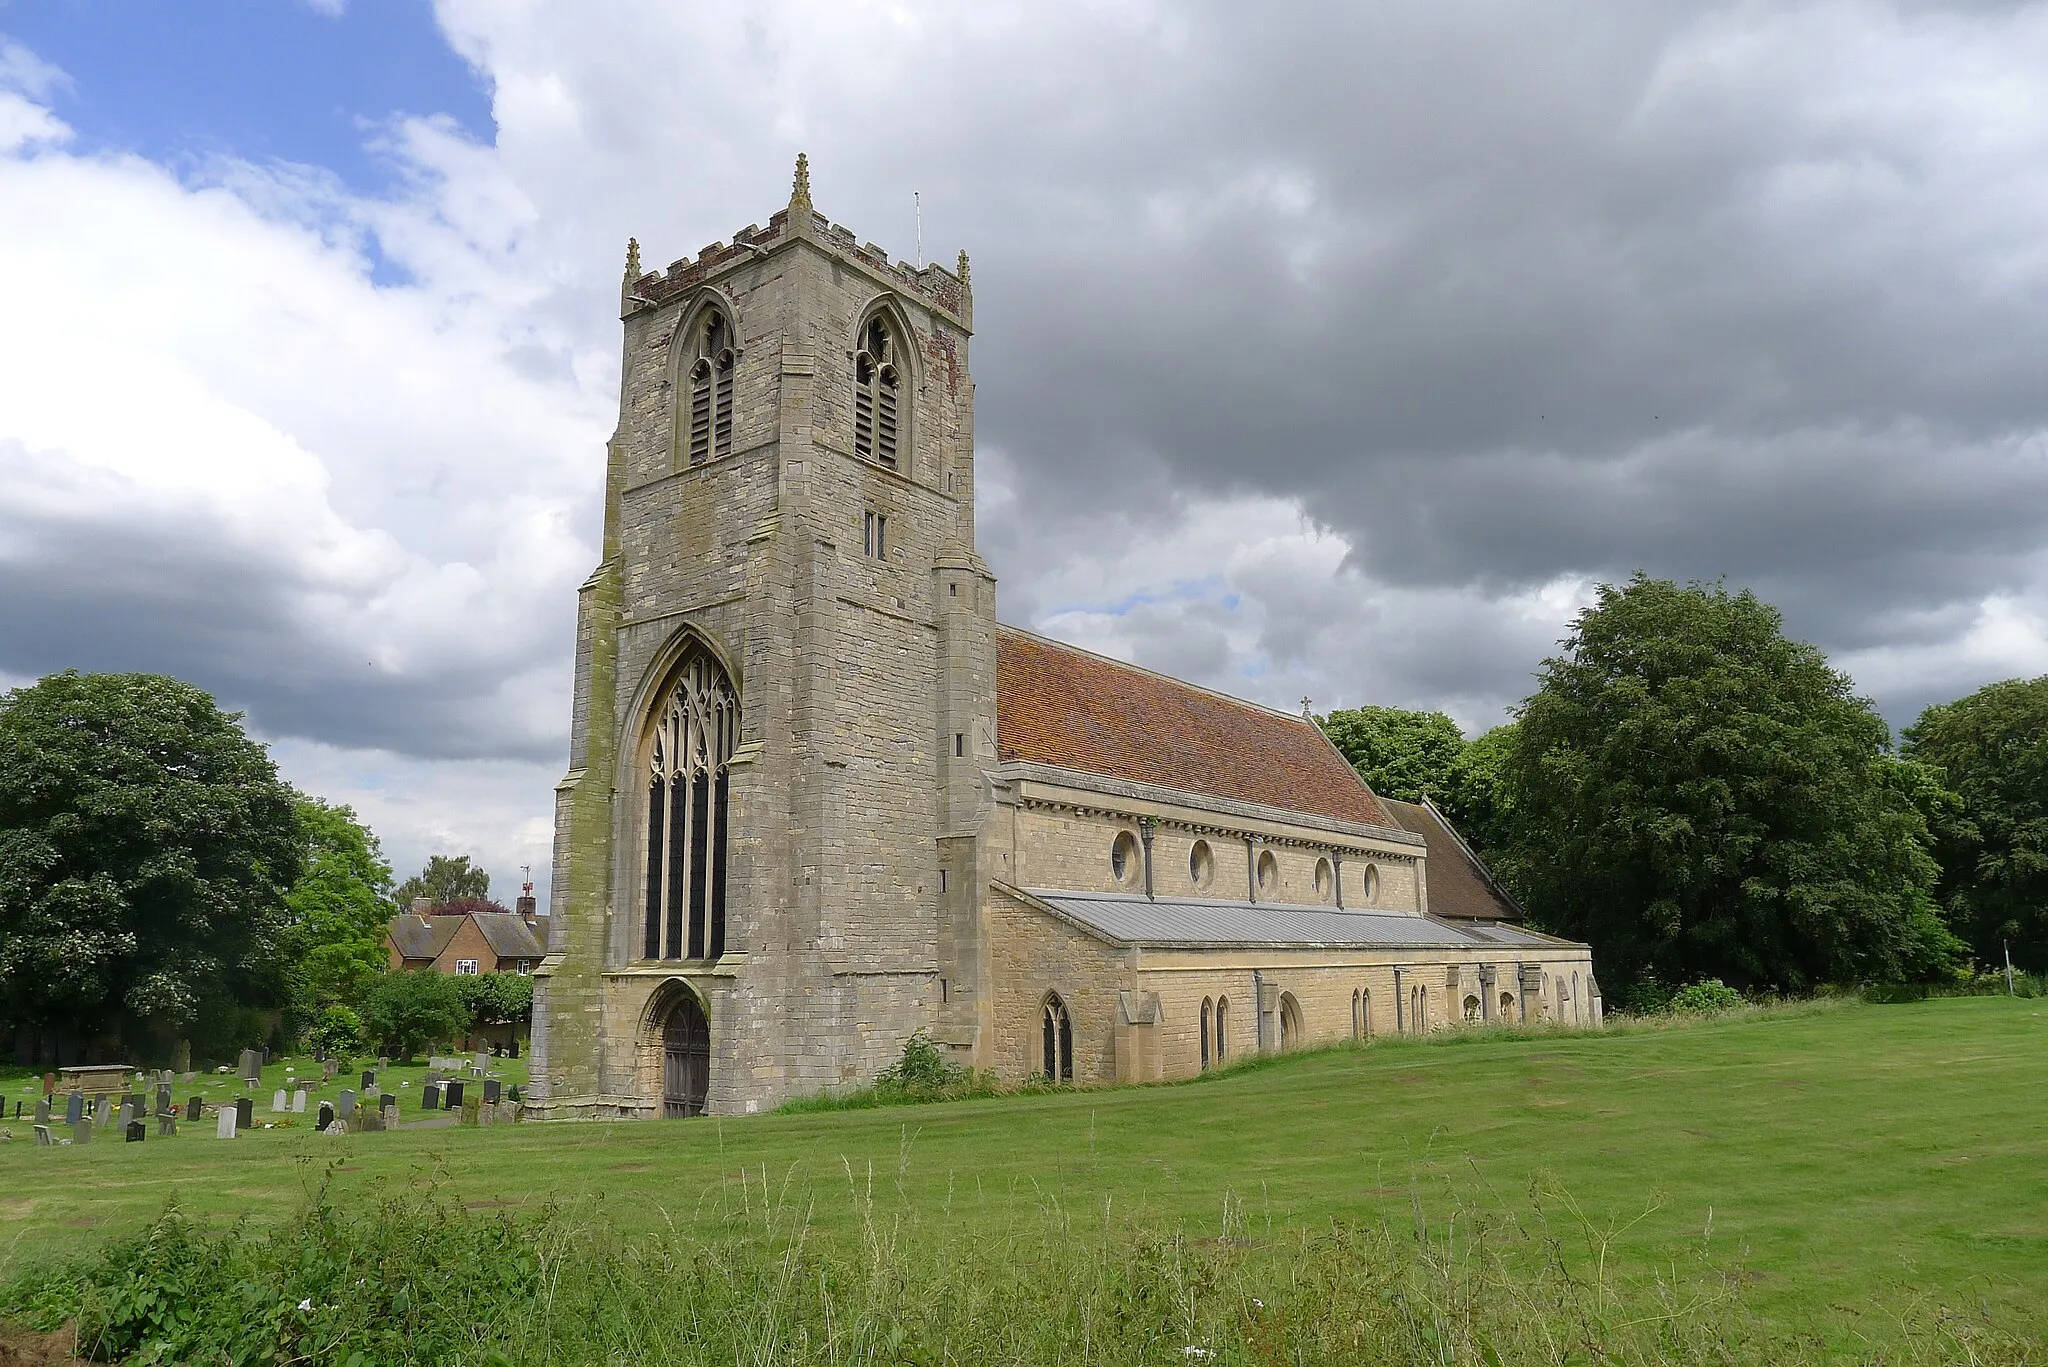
top-left (3, 998), bottom-right (2042, 1343)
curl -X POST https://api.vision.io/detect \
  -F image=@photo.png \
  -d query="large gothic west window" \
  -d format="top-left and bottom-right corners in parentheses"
top-left (853, 313), bottom-right (901, 469)
top-left (643, 652), bottom-right (739, 961)
top-left (683, 309), bottom-right (736, 465)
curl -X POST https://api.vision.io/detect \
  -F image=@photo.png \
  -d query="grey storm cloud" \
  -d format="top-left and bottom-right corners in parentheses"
top-left (7, 0), bottom-right (2048, 779)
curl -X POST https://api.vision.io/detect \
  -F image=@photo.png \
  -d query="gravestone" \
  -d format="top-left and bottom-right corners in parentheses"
top-left (125, 1119), bottom-right (145, 1143)
top-left (186, 1096), bottom-right (203, 1122)
top-left (421, 1084), bottom-right (441, 1111)
top-left (477, 1103), bottom-right (493, 1127)
top-left (361, 1070), bottom-right (376, 1091)
top-left (33, 1097), bottom-right (50, 1127)
top-left (444, 1081), bottom-right (464, 1110)
top-left (290, 1090), bottom-right (307, 1114)
top-left (216, 1107), bottom-right (237, 1139)
top-left (380, 1092), bottom-right (395, 1113)
top-left (72, 1119), bottom-right (91, 1145)
top-left (94, 1097), bottom-right (112, 1128)
top-left (337, 1089), bottom-right (356, 1119)
top-left (423, 1070), bottom-right (444, 1088)
top-left (482, 1079), bottom-right (501, 1104)
top-left (34, 1124), bottom-right (52, 1146)
top-left (64, 1092), bottom-right (83, 1126)
top-left (239, 1048), bottom-right (263, 1085)
top-left (42, 1072), bottom-right (56, 1096)
top-left (322, 1059), bottom-right (337, 1081)
top-left (123, 1095), bottom-right (145, 1126)
top-left (235, 1097), bottom-right (253, 1130)
top-left (316, 1101), bottom-right (335, 1132)
top-left (272, 1089), bottom-right (288, 1113)
top-left (155, 1084), bottom-right (173, 1115)
top-left (157, 1113), bottom-right (176, 1138)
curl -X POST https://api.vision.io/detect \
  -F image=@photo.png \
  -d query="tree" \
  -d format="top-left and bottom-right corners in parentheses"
top-left (287, 799), bottom-right (394, 1010)
top-left (1502, 576), bottom-right (1959, 995)
top-left (1319, 705), bottom-right (1466, 803)
top-left (1902, 676), bottom-right (2048, 971)
top-left (455, 972), bottom-right (533, 1031)
top-left (0, 672), bottom-right (304, 1059)
top-left (358, 970), bottom-right (467, 1062)
top-left (1442, 722), bottom-right (1519, 858)
top-left (392, 854), bottom-right (490, 909)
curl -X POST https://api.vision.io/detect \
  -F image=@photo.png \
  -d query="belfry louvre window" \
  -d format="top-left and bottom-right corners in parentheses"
top-left (643, 651), bottom-right (739, 962)
top-left (853, 313), bottom-right (902, 468)
top-left (684, 310), bottom-right (736, 465)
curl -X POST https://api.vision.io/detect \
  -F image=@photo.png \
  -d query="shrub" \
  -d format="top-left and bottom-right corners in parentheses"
top-left (357, 971), bottom-right (466, 1062)
top-left (307, 1004), bottom-right (366, 1057)
top-left (1669, 978), bottom-right (1744, 1014)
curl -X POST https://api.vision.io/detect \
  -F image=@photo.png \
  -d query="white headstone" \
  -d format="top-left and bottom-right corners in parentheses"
top-left (272, 1089), bottom-right (288, 1112)
top-left (216, 1107), bottom-right (238, 1139)
top-left (291, 1090), bottom-right (307, 1113)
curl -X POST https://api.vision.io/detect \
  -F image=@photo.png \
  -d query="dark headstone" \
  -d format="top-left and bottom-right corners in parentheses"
top-left (361, 1070), bottom-right (376, 1091)
top-left (421, 1084), bottom-right (441, 1111)
top-left (186, 1096), bottom-right (203, 1121)
top-left (482, 1079), bottom-right (501, 1104)
top-left (125, 1119), bottom-right (145, 1143)
top-left (444, 1081), bottom-right (464, 1110)
top-left (155, 1084), bottom-right (173, 1115)
top-left (235, 1097), bottom-right (253, 1129)
top-left (64, 1091), bottom-right (83, 1126)
top-left (316, 1101), bottom-right (335, 1132)
top-left (379, 1093), bottom-right (395, 1113)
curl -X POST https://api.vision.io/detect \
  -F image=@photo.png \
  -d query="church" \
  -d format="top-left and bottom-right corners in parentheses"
top-left (526, 159), bottom-right (1599, 1120)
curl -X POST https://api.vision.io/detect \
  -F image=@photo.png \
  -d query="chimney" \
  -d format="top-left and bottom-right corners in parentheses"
top-left (412, 897), bottom-right (432, 929)
top-left (517, 881), bottom-right (537, 924)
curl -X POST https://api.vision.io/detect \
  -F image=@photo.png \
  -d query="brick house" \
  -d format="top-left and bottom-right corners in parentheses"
top-left (386, 897), bottom-right (551, 977)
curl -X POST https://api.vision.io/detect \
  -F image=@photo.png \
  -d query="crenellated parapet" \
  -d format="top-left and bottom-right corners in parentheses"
top-left (621, 155), bottom-right (971, 328)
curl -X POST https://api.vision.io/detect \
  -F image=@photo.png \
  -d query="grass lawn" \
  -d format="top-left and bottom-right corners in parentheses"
top-left (1, 997), bottom-right (2042, 1349)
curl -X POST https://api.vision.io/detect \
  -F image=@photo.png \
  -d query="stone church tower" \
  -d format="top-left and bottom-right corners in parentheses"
top-left (527, 158), bottom-right (995, 1117)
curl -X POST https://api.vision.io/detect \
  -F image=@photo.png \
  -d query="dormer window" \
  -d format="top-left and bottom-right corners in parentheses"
top-left (684, 309), bottom-right (735, 465)
top-left (854, 313), bottom-right (901, 469)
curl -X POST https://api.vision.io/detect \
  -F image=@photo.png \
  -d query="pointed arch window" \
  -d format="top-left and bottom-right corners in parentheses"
top-left (682, 308), bottom-right (736, 465)
top-left (642, 650), bottom-right (739, 962)
top-left (1041, 993), bottom-right (1073, 1082)
top-left (854, 312), bottom-right (902, 469)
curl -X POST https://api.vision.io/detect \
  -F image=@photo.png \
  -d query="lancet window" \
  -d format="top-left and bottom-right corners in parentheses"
top-left (853, 312), bottom-right (902, 469)
top-left (683, 308), bottom-right (736, 465)
top-left (642, 651), bottom-right (739, 962)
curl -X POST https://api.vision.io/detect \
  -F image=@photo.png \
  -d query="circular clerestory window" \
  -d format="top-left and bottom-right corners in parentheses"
top-left (1189, 839), bottom-right (1214, 891)
top-left (1110, 830), bottom-right (1141, 889)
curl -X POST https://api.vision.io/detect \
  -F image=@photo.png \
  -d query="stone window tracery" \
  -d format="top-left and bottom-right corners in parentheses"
top-left (1041, 993), bottom-right (1073, 1082)
top-left (853, 312), bottom-right (902, 469)
top-left (642, 650), bottom-right (739, 962)
top-left (682, 308), bottom-right (736, 465)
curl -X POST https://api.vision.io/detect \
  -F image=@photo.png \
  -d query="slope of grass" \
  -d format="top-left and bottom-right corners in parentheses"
top-left (2, 997), bottom-right (2043, 1353)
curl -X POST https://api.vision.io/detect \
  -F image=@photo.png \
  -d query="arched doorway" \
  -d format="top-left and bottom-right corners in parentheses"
top-left (1279, 993), bottom-right (1304, 1050)
top-left (661, 992), bottom-right (710, 1118)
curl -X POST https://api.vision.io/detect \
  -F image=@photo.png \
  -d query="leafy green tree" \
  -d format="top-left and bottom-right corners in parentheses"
top-left (0, 671), bottom-right (303, 1057)
top-left (1319, 705), bottom-right (1466, 802)
top-left (1502, 576), bottom-right (1959, 995)
top-left (287, 798), bottom-right (394, 1009)
top-left (392, 854), bottom-right (490, 909)
top-left (454, 972), bottom-right (533, 1031)
top-left (1903, 676), bottom-right (2048, 970)
top-left (1442, 722), bottom-right (1519, 857)
top-left (358, 970), bottom-right (467, 1062)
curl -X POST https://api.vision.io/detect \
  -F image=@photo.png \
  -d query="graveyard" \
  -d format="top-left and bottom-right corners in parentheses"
top-left (0, 995), bottom-right (2043, 1357)
top-left (0, 1048), bottom-right (528, 1151)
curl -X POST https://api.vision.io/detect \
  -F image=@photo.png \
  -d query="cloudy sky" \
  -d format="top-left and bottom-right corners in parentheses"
top-left (4, 1), bottom-right (2048, 905)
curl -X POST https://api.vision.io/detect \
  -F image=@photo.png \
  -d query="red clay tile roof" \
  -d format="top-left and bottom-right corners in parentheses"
top-left (1380, 797), bottom-right (1523, 921)
top-left (995, 627), bottom-right (1391, 828)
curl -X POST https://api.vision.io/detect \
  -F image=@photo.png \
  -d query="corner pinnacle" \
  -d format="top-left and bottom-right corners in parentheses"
top-left (790, 153), bottom-right (813, 213)
top-left (624, 236), bottom-right (641, 281)
top-left (956, 249), bottom-right (971, 289)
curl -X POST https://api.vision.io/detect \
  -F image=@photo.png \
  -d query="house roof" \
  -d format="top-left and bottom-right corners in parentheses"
top-left (473, 912), bottom-right (549, 960)
top-left (1015, 887), bottom-right (1576, 951)
top-left (995, 627), bottom-right (1390, 828)
top-left (386, 913), bottom-right (462, 962)
top-left (1380, 797), bottom-right (1524, 922)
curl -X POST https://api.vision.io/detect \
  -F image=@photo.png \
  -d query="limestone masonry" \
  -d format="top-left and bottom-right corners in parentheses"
top-left (527, 158), bottom-right (1599, 1119)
